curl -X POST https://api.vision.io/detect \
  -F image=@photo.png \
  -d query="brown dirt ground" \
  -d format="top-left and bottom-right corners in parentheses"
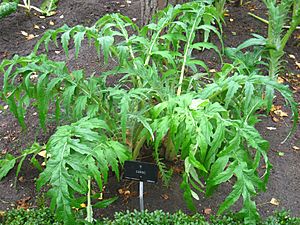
top-left (0, 0), bottom-right (299, 220)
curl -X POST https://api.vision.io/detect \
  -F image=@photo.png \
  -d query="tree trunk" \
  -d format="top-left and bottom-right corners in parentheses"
top-left (141, 0), bottom-right (187, 26)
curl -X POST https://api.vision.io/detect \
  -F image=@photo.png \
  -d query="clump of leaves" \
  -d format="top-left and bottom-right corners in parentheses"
top-left (36, 117), bottom-right (130, 222)
top-left (0, 207), bottom-right (60, 225)
top-left (0, 0), bottom-right (298, 224)
top-left (0, 142), bottom-right (43, 187)
top-left (0, 0), bottom-right (59, 19)
top-left (100, 210), bottom-right (208, 225)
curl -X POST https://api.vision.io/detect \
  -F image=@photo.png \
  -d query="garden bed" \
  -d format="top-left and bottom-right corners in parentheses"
top-left (0, 0), bottom-right (299, 223)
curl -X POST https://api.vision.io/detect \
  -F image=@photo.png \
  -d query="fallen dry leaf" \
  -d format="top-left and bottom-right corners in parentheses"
top-left (271, 105), bottom-right (281, 112)
top-left (21, 31), bottom-right (28, 36)
top-left (16, 196), bottom-right (31, 209)
top-left (18, 176), bottom-right (25, 182)
top-left (118, 188), bottom-right (124, 194)
top-left (49, 20), bottom-right (55, 26)
top-left (34, 24), bottom-right (40, 29)
top-left (270, 198), bottom-right (280, 206)
top-left (292, 146), bottom-right (300, 150)
top-left (277, 77), bottom-right (284, 84)
top-left (161, 194), bottom-right (169, 200)
top-left (272, 117), bottom-right (280, 122)
top-left (288, 54), bottom-right (296, 59)
top-left (204, 208), bottom-right (212, 215)
top-left (296, 61), bottom-right (300, 69)
top-left (26, 34), bottom-right (35, 40)
top-left (274, 110), bottom-right (288, 117)
top-left (124, 190), bottom-right (131, 195)
top-left (38, 150), bottom-right (47, 158)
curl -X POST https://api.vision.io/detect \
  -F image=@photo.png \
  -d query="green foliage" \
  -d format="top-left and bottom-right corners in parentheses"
top-left (0, 1), bottom-right (18, 19)
top-left (1, 208), bottom-right (298, 225)
top-left (0, 0), bottom-right (59, 18)
top-left (40, 0), bottom-right (59, 16)
top-left (210, 211), bottom-right (300, 225)
top-left (99, 210), bottom-right (300, 225)
top-left (36, 117), bottom-right (130, 223)
top-left (100, 210), bottom-right (208, 225)
top-left (0, 0), bottom-right (298, 224)
top-left (0, 208), bottom-right (61, 225)
top-left (0, 143), bottom-right (43, 186)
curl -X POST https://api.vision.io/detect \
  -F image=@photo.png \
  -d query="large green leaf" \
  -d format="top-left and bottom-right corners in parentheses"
top-left (0, 2), bottom-right (17, 20)
top-left (0, 154), bottom-right (16, 181)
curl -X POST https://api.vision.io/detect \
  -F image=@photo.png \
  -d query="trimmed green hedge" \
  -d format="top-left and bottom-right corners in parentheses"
top-left (101, 210), bottom-right (300, 225)
top-left (0, 208), bottom-right (60, 225)
top-left (100, 210), bottom-right (208, 225)
top-left (1, 208), bottom-right (299, 225)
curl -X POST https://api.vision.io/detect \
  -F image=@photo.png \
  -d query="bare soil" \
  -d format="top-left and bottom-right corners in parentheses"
top-left (0, 0), bottom-right (299, 220)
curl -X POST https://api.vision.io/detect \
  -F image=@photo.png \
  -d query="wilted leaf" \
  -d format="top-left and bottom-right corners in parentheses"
top-left (270, 198), bottom-right (279, 206)
top-left (26, 34), bottom-right (36, 40)
top-left (274, 110), bottom-right (288, 117)
top-left (277, 77), bottom-right (284, 84)
top-left (292, 146), bottom-right (300, 151)
top-left (38, 150), bottom-right (47, 158)
top-left (288, 54), bottom-right (296, 59)
top-left (21, 31), bottom-right (28, 36)
top-left (18, 176), bottom-right (25, 182)
top-left (16, 196), bottom-right (31, 209)
top-left (270, 105), bottom-right (281, 112)
top-left (204, 208), bottom-right (212, 215)
top-left (161, 194), bottom-right (169, 200)
top-left (266, 127), bottom-right (276, 130)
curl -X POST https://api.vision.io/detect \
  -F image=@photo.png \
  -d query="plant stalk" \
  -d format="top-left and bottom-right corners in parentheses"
top-left (177, 11), bottom-right (201, 96)
top-left (248, 12), bottom-right (300, 30)
top-left (18, 1), bottom-right (44, 14)
top-left (144, 18), bottom-right (169, 66)
top-left (86, 176), bottom-right (93, 223)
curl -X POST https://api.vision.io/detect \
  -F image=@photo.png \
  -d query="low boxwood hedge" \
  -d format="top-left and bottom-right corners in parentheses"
top-left (0, 208), bottom-right (60, 225)
top-left (1, 208), bottom-right (299, 225)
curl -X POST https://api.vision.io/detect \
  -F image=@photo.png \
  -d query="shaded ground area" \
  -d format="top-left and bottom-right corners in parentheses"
top-left (0, 0), bottom-right (299, 219)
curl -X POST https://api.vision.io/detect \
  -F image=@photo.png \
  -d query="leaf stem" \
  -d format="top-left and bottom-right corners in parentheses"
top-left (144, 18), bottom-right (169, 66)
top-left (18, 3), bottom-right (44, 14)
top-left (86, 176), bottom-right (93, 223)
top-left (177, 10), bottom-right (201, 96)
top-left (248, 12), bottom-right (300, 30)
